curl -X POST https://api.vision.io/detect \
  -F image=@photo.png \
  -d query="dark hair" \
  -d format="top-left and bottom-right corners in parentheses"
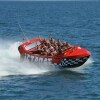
top-left (58, 39), bottom-right (60, 42)
top-left (58, 46), bottom-right (62, 53)
top-left (50, 37), bottom-right (52, 40)
top-left (66, 42), bottom-right (69, 46)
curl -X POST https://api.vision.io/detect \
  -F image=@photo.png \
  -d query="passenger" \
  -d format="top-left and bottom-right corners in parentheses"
top-left (53, 41), bottom-right (56, 46)
top-left (34, 45), bottom-right (43, 54)
top-left (50, 38), bottom-right (56, 46)
top-left (52, 50), bottom-right (57, 55)
top-left (50, 49), bottom-right (56, 56)
top-left (41, 43), bottom-right (47, 50)
top-left (43, 38), bottom-right (46, 42)
top-left (62, 42), bottom-right (67, 51)
top-left (36, 45), bottom-right (40, 50)
top-left (54, 44), bottom-right (58, 52)
top-left (39, 38), bottom-right (46, 44)
top-left (47, 44), bottom-right (55, 56)
top-left (46, 39), bottom-right (51, 44)
top-left (42, 38), bottom-right (51, 46)
top-left (41, 38), bottom-right (46, 45)
top-left (62, 42), bottom-right (66, 46)
top-left (58, 45), bottom-right (62, 54)
top-left (50, 38), bottom-right (53, 43)
top-left (47, 43), bottom-right (51, 49)
top-left (41, 47), bottom-right (48, 55)
top-left (39, 37), bottom-right (73, 56)
top-left (66, 42), bottom-right (73, 49)
top-left (57, 39), bottom-right (63, 47)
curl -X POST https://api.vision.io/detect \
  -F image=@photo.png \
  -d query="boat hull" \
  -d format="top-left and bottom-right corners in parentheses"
top-left (60, 56), bottom-right (89, 68)
top-left (18, 38), bottom-right (91, 68)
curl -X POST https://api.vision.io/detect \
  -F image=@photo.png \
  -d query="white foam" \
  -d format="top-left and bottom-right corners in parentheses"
top-left (0, 40), bottom-right (93, 77)
top-left (0, 40), bottom-right (57, 77)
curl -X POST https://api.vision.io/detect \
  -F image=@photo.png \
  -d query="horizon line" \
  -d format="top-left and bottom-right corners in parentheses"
top-left (0, 0), bottom-right (99, 1)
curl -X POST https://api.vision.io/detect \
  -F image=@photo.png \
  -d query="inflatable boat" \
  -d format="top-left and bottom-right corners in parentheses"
top-left (18, 38), bottom-right (91, 68)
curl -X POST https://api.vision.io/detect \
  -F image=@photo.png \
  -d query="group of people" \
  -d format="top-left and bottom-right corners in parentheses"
top-left (34, 38), bottom-right (73, 56)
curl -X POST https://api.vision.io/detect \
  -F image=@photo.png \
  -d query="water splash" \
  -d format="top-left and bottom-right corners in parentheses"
top-left (0, 40), bottom-right (93, 77)
top-left (0, 40), bottom-right (56, 77)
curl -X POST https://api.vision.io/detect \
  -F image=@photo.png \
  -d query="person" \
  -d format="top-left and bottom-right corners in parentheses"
top-left (58, 45), bottom-right (62, 54)
top-left (46, 39), bottom-right (51, 44)
top-left (33, 45), bottom-right (43, 54)
top-left (47, 44), bottom-right (55, 56)
top-left (50, 38), bottom-right (56, 46)
top-left (42, 38), bottom-right (50, 47)
top-left (38, 37), bottom-right (73, 56)
top-left (41, 43), bottom-right (47, 50)
top-left (52, 49), bottom-right (57, 55)
top-left (57, 39), bottom-right (63, 47)
top-left (66, 42), bottom-right (73, 49)
top-left (41, 47), bottom-right (48, 55)
top-left (61, 42), bottom-right (67, 51)
top-left (54, 44), bottom-right (58, 52)
top-left (61, 42), bottom-right (73, 52)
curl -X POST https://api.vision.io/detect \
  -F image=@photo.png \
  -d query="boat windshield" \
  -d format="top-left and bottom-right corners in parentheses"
top-left (25, 41), bottom-right (41, 50)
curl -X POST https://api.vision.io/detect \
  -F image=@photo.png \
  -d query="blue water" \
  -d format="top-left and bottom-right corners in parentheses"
top-left (0, 1), bottom-right (100, 100)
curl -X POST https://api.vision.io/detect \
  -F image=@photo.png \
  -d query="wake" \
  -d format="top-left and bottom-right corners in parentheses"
top-left (0, 40), bottom-right (57, 77)
top-left (0, 40), bottom-right (93, 77)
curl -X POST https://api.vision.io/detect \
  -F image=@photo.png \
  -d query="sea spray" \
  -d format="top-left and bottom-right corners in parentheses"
top-left (0, 41), bottom-right (57, 77)
top-left (0, 40), bottom-right (93, 77)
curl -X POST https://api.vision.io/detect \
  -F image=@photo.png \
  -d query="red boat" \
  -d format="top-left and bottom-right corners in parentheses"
top-left (18, 38), bottom-right (91, 68)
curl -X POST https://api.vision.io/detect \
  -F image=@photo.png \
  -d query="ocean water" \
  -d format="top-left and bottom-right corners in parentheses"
top-left (0, 1), bottom-right (100, 100)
